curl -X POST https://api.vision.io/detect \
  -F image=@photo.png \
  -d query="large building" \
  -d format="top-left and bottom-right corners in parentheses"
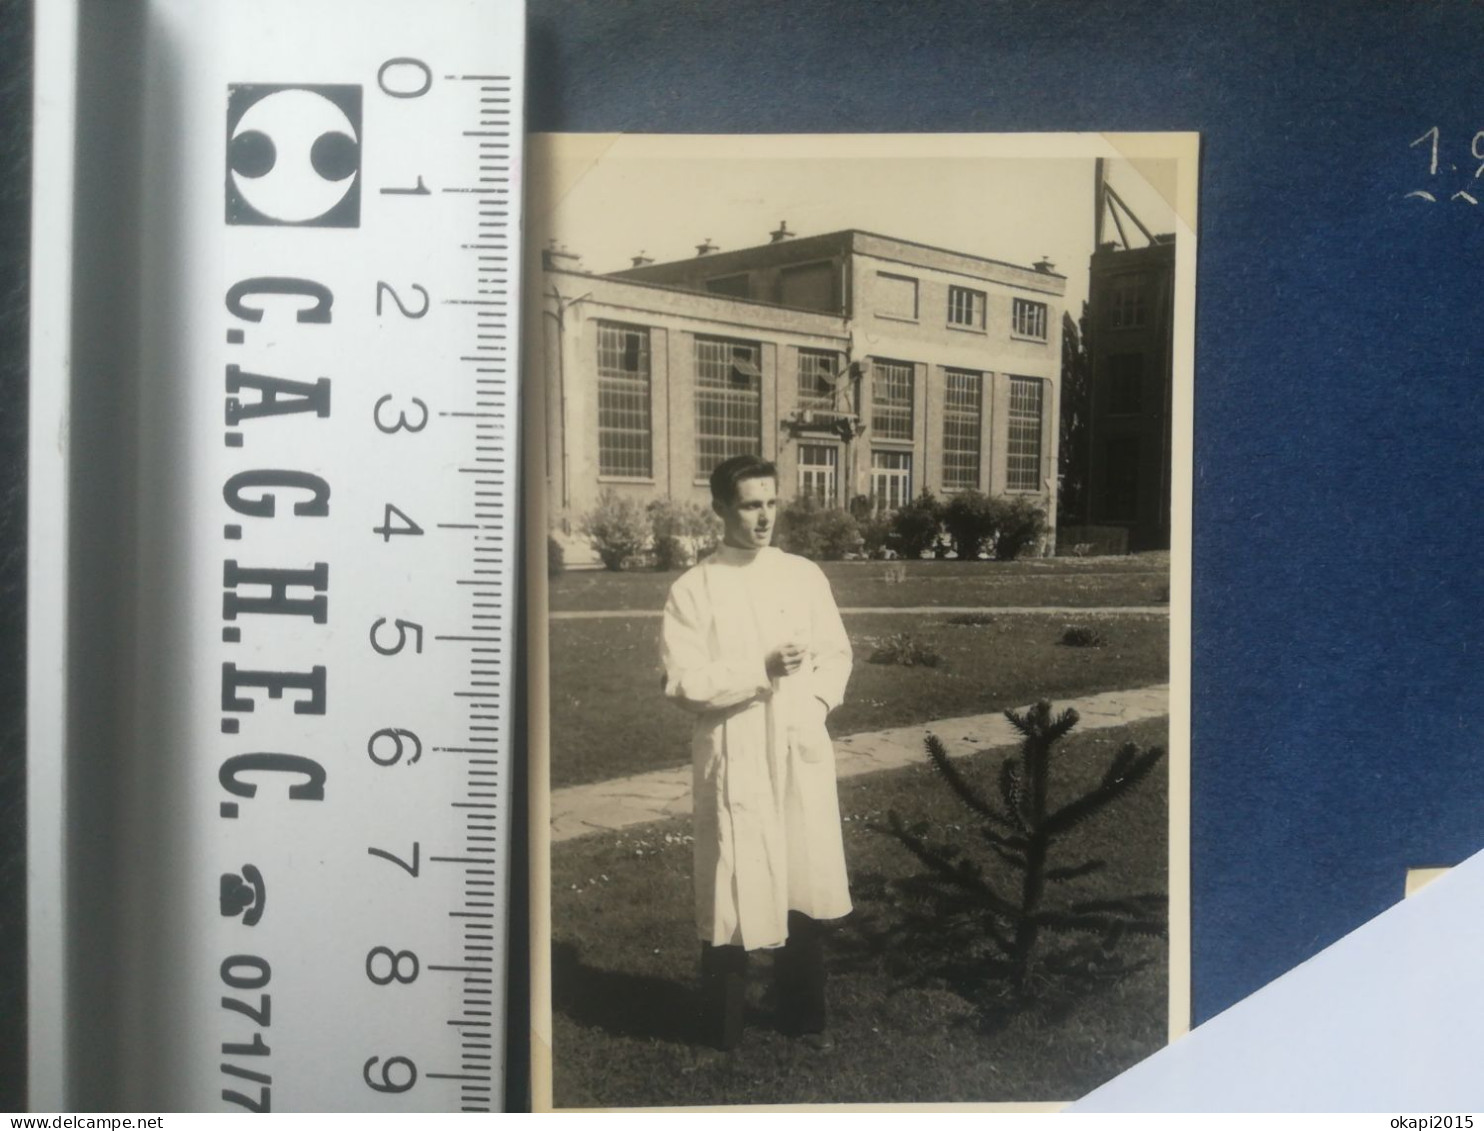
top-left (535, 225), bottom-right (1066, 554)
top-left (1082, 172), bottom-right (1176, 552)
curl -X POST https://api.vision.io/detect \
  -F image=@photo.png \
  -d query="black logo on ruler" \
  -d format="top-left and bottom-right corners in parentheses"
top-left (226, 84), bottom-right (362, 227)
top-left (220, 864), bottom-right (267, 926)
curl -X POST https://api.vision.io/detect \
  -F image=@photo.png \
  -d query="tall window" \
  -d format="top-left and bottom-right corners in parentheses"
top-left (942, 369), bottom-right (982, 490)
top-left (947, 286), bottom-right (986, 329)
top-left (1007, 376), bottom-right (1044, 491)
top-left (798, 445), bottom-right (838, 506)
top-left (876, 273), bottom-right (918, 320)
top-left (596, 322), bottom-right (652, 478)
top-left (1012, 298), bottom-right (1048, 340)
top-left (1109, 275), bottom-right (1147, 329)
top-left (871, 451), bottom-right (913, 513)
top-left (797, 349), bottom-right (840, 410)
top-left (694, 336), bottom-right (762, 478)
top-left (871, 359), bottom-right (914, 441)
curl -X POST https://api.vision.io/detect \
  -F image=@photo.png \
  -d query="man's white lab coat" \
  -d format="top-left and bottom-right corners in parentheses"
top-left (661, 544), bottom-right (854, 950)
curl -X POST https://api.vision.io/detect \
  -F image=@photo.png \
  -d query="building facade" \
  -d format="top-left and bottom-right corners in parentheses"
top-left (535, 228), bottom-right (1066, 554)
top-left (1085, 235), bottom-right (1175, 551)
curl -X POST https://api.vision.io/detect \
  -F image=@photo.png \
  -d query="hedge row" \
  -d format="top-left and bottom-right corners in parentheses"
top-left (575, 488), bottom-right (1050, 570)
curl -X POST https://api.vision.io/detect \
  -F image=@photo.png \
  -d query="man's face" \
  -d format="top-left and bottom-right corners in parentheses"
top-left (716, 475), bottom-right (778, 551)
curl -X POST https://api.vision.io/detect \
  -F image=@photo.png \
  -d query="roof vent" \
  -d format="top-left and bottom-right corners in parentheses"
top-left (1033, 256), bottom-right (1055, 273)
top-left (695, 238), bottom-right (718, 256)
top-left (631, 252), bottom-right (655, 267)
top-left (769, 220), bottom-right (795, 243)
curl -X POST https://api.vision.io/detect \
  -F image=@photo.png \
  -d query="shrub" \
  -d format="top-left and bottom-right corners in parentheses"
top-left (650, 534), bottom-right (686, 572)
top-left (777, 497), bottom-right (861, 561)
top-left (777, 497), bottom-right (822, 558)
top-left (776, 497), bottom-right (816, 557)
top-left (881, 701), bottom-right (1167, 1012)
top-left (868, 632), bottom-right (943, 667)
top-left (946, 612), bottom-right (996, 627)
top-left (692, 510), bottom-right (723, 562)
top-left (1059, 625), bottom-right (1107, 648)
top-left (547, 535), bottom-right (565, 579)
top-left (942, 490), bottom-right (998, 561)
top-left (815, 508), bottom-right (863, 561)
top-left (936, 493), bottom-right (1049, 562)
top-left (580, 490), bottom-right (649, 571)
top-left (857, 512), bottom-right (897, 559)
top-left (647, 498), bottom-right (720, 571)
top-left (890, 490), bottom-right (943, 560)
top-left (990, 496), bottom-right (1049, 561)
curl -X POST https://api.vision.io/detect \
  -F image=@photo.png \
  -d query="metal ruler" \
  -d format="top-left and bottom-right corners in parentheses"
top-left (28, 0), bottom-right (524, 1111)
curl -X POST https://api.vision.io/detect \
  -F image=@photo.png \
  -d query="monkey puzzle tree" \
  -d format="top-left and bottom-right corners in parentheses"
top-left (884, 700), bottom-right (1166, 1011)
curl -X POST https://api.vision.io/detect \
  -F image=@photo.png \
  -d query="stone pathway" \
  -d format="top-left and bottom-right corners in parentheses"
top-left (552, 606), bottom-right (1170, 621)
top-left (549, 683), bottom-right (1170, 842)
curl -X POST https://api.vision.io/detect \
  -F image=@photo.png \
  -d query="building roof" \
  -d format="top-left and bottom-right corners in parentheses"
top-left (541, 267), bottom-right (851, 337)
top-left (609, 228), bottom-right (1067, 286)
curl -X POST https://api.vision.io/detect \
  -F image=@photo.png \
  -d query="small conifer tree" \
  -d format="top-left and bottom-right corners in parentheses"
top-left (885, 700), bottom-right (1166, 1009)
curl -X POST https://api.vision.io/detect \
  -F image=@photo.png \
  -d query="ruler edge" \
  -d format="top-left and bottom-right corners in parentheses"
top-left (26, 0), bottom-right (81, 1110)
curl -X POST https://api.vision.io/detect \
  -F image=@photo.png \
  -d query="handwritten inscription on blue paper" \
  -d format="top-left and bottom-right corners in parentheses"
top-left (1406, 127), bottom-right (1483, 204)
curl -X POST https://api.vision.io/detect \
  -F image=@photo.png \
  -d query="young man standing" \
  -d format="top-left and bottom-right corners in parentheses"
top-left (660, 453), bottom-right (854, 1051)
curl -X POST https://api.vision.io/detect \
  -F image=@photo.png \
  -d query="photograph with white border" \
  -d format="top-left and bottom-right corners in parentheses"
top-left (524, 132), bottom-right (1196, 1111)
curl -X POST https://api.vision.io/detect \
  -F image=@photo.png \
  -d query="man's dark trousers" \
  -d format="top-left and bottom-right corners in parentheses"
top-left (699, 911), bottom-right (826, 1050)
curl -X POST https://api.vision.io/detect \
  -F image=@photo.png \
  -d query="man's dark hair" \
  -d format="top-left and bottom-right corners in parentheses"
top-left (709, 453), bottom-right (778, 505)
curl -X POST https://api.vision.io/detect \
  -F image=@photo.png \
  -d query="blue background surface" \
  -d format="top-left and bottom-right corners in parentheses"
top-left (526, 0), bottom-right (1484, 1025)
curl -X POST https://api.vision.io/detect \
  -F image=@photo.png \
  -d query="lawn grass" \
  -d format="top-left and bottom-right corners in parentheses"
top-left (550, 716), bottom-right (1170, 1108)
top-left (550, 552), bottom-right (1170, 613)
top-left (548, 612), bottom-right (1169, 788)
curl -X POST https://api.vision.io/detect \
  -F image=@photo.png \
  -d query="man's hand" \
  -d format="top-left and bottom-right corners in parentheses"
top-left (766, 641), bottom-right (807, 679)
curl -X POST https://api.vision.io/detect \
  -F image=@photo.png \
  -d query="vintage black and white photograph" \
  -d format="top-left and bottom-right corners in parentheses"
top-left (524, 133), bottom-right (1196, 1110)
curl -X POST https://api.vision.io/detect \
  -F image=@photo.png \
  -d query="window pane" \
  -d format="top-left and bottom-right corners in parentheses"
top-left (1013, 298), bottom-right (1048, 340)
top-left (942, 368), bottom-right (982, 490)
top-left (797, 349), bottom-right (840, 410)
top-left (870, 450), bottom-right (913, 513)
top-left (948, 286), bottom-right (985, 328)
top-left (876, 273), bottom-right (918, 320)
top-left (695, 337), bottom-right (761, 478)
top-left (596, 322), bottom-right (652, 478)
top-left (1110, 275), bottom-right (1147, 329)
top-left (1007, 376), bottom-right (1044, 491)
top-left (871, 359), bottom-right (914, 441)
top-left (797, 443), bottom-right (839, 506)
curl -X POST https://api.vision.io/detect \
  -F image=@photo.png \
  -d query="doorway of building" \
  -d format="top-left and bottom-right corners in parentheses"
top-left (797, 443), bottom-right (839, 507)
top-left (870, 450), bottom-right (912, 512)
